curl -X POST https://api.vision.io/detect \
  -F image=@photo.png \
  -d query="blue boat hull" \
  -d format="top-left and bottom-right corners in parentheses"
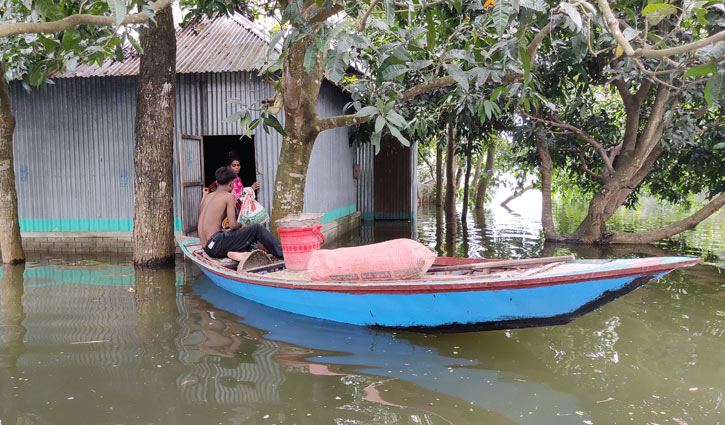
top-left (179, 237), bottom-right (698, 330)
top-left (200, 267), bottom-right (664, 329)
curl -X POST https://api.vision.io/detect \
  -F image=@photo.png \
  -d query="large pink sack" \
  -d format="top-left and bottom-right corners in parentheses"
top-left (307, 239), bottom-right (436, 282)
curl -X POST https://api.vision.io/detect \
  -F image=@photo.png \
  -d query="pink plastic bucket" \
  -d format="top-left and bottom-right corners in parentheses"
top-left (278, 225), bottom-right (325, 271)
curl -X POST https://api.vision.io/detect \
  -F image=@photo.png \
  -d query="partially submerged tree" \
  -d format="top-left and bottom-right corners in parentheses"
top-left (516, 0), bottom-right (725, 244)
top-left (133, 4), bottom-right (176, 268)
top-left (0, 0), bottom-right (173, 264)
top-left (218, 0), bottom-right (550, 230)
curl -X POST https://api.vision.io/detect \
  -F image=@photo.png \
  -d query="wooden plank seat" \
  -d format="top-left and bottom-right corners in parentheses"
top-left (427, 255), bottom-right (576, 276)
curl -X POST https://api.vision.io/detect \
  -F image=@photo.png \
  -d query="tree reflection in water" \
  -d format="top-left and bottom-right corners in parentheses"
top-left (133, 267), bottom-right (183, 424)
top-left (0, 264), bottom-right (27, 424)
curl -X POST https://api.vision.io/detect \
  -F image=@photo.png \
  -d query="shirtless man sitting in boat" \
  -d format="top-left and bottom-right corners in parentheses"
top-left (198, 166), bottom-right (284, 260)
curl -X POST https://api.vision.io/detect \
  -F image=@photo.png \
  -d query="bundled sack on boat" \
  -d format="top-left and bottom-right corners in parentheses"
top-left (238, 187), bottom-right (269, 226)
top-left (307, 239), bottom-right (436, 282)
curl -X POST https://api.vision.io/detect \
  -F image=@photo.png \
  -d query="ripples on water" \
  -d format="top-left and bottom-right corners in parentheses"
top-left (0, 195), bottom-right (723, 425)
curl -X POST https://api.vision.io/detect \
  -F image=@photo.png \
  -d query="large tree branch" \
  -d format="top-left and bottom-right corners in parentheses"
top-left (639, 30), bottom-right (725, 58)
top-left (314, 113), bottom-right (370, 133)
top-left (609, 192), bottom-right (725, 244)
top-left (358, 0), bottom-right (381, 31)
top-left (613, 78), bottom-right (651, 156)
top-left (309, 4), bottom-right (345, 24)
top-left (0, 0), bottom-right (171, 38)
top-left (635, 85), bottom-right (673, 161)
top-left (598, 0), bottom-right (636, 56)
top-left (400, 76), bottom-right (457, 103)
top-left (598, 0), bottom-right (725, 59)
top-left (527, 22), bottom-right (553, 64)
top-left (519, 109), bottom-right (616, 176)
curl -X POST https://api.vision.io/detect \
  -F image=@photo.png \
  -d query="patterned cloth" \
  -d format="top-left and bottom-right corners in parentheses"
top-left (231, 176), bottom-right (244, 201)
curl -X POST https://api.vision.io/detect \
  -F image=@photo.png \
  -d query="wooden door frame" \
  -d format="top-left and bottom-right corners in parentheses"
top-left (179, 134), bottom-right (205, 235)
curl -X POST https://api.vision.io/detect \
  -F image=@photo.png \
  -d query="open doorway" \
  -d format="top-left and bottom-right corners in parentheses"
top-left (202, 135), bottom-right (256, 187)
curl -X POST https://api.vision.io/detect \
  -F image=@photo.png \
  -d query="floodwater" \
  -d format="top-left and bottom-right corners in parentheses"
top-left (1, 195), bottom-right (723, 425)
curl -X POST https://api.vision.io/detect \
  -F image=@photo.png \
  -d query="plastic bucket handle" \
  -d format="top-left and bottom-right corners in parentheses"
top-left (312, 225), bottom-right (325, 245)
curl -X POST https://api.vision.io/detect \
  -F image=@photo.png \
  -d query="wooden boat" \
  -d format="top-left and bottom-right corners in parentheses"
top-left (178, 237), bottom-right (700, 331)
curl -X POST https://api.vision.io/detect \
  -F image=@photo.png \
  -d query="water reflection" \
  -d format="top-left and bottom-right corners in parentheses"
top-left (192, 276), bottom-right (588, 425)
top-left (415, 203), bottom-right (725, 263)
top-left (134, 267), bottom-right (183, 424)
top-left (0, 264), bottom-right (26, 423)
top-left (0, 246), bottom-right (722, 425)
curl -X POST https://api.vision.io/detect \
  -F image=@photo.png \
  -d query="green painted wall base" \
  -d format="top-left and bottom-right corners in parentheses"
top-left (19, 219), bottom-right (184, 232)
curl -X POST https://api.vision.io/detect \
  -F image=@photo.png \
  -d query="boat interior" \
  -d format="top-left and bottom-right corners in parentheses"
top-left (183, 241), bottom-right (579, 282)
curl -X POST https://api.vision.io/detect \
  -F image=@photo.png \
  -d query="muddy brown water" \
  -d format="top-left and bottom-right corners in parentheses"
top-left (1, 198), bottom-right (723, 425)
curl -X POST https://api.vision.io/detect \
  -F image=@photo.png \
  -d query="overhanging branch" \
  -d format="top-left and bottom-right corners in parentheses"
top-left (315, 114), bottom-right (370, 133)
top-left (0, 0), bottom-right (171, 38)
top-left (519, 108), bottom-right (616, 176)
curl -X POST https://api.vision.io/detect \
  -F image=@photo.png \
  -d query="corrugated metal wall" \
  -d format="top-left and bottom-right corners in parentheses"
top-left (11, 72), bottom-right (357, 230)
top-left (11, 77), bottom-right (137, 230)
top-left (189, 71), bottom-right (282, 211)
top-left (356, 142), bottom-right (374, 220)
top-left (304, 82), bottom-right (356, 216)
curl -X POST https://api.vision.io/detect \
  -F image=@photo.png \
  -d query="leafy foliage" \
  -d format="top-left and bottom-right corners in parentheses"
top-left (1, 0), bottom-right (151, 90)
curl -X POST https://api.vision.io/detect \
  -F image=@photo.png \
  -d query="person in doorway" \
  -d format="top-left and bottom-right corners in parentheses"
top-left (199, 166), bottom-right (283, 259)
top-left (227, 154), bottom-right (260, 202)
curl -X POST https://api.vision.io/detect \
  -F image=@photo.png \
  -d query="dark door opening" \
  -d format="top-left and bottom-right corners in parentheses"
top-left (202, 135), bottom-right (256, 187)
top-left (374, 135), bottom-right (411, 220)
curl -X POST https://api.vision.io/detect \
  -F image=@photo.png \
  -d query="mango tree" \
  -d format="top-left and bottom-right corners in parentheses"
top-left (516, 0), bottom-right (725, 244)
top-left (216, 0), bottom-right (552, 230)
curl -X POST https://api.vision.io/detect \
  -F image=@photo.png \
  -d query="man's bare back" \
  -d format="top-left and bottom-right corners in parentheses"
top-left (198, 190), bottom-right (240, 246)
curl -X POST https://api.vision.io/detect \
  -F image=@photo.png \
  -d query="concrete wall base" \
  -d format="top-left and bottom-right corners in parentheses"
top-left (21, 212), bottom-right (362, 256)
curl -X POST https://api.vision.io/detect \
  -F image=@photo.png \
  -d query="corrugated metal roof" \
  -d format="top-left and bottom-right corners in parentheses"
top-left (54, 14), bottom-right (271, 78)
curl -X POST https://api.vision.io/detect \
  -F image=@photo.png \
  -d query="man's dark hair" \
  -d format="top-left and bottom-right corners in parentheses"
top-left (215, 166), bottom-right (237, 185)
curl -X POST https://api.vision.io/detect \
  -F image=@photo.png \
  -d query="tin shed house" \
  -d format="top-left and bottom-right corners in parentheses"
top-left (10, 14), bottom-right (371, 253)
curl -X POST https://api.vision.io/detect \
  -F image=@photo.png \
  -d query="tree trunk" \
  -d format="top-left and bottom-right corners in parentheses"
top-left (0, 61), bottom-right (24, 264)
top-left (132, 5), bottom-right (176, 268)
top-left (474, 141), bottom-right (496, 209)
top-left (1, 263), bottom-right (25, 360)
top-left (567, 86), bottom-right (673, 244)
top-left (454, 161), bottom-right (463, 193)
top-left (435, 142), bottom-right (443, 207)
top-left (536, 133), bottom-right (563, 241)
top-left (444, 124), bottom-right (456, 214)
top-left (269, 32), bottom-right (323, 232)
top-left (270, 134), bottom-right (315, 231)
top-left (461, 144), bottom-right (472, 222)
top-left (470, 151), bottom-right (484, 195)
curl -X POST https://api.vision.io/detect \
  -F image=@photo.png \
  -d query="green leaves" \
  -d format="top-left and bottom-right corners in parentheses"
top-left (521, 0), bottom-right (548, 13)
top-left (225, 104), bottom-right (285, 138)
top-left (684, 63), bottom-right (717, 79)
top-left (559, 2), bottom-right (582, 32)
top-left (354, 101), bottom-right (410, 153)
top-left (705, 70), bottom-right (725, 105)
top-left (642, 3), bottom-right (678, 25)
top-left (107, 0), bottom-right (128, 27)
top-left (445, 63), bottom-right (469, 92)
top-left (381, 64), bottom-right (409, 80)
top-left (61, 29), bottom-right (81, 51)
top-left (354, 106), bottom-right (379, 118)
top-left (491, 2), bottom-right (512, 36)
